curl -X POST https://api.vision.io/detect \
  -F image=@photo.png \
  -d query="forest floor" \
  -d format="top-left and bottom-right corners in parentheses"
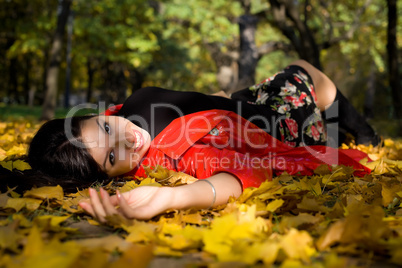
top-left (0, 108), bottom-right (402, 267)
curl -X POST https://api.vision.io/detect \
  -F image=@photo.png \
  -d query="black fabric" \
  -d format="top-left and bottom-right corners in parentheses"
top-left (321, 89), bottom-right (379, 146)
top-left (116, 87), bottom-right (274, 139)
top-left (116, 65), bottom-right (326, 147)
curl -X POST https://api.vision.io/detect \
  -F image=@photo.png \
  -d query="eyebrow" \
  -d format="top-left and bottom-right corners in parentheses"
top-left (96, 118), bottom-right (108, 171)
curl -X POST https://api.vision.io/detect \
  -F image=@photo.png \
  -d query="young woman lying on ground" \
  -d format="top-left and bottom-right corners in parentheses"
top-left (26, 60), bottom-right (378, 221)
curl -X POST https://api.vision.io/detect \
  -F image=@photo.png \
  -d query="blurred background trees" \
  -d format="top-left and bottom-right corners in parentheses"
top-left (0, 0), bottom-right (401, 134)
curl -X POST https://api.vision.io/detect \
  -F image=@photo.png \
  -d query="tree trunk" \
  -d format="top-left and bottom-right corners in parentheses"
top-left (268, 0), bottom-right (322, 69)
top-left (205, 16), bottom-right (289, 93)
top-left (129, 67), bottom-right (144, 92)
top-left (41, 0), bottom-right (72, 120)
top-left (101, 61), bottom-right (127, 105)
top-left (364, 62), bottom-right (376, 119)
top-left (41, 48), bottom-right (49, 102)
top-left (387, 0), bottom-right (401, 119)
top-left (8, 58), bottom-right (19, 103)
top-left (64, 10), bottom-right (74, 108)
top-left (116, 65), bottom-right (127, 103)
top-left (235, 15), bottom-right (259, 92)
top-left (86, 58), bottom-right (95, 102)
top-left (205, 42), bottom-right (238, 93)
top-left (23, 57), bottom-right (31, 105)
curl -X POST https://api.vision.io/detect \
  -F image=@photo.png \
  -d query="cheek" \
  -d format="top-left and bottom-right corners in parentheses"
top-left (127, 150), bottom-right (144, 170)
top-left (115, 149), bottom-right (142, 175)
top-left (116, 150), bottom-right (133, 172)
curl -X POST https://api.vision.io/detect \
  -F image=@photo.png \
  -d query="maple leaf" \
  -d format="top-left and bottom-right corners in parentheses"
top-left (33, 215), bottom-right (73, 232)
top-left (0, 223), bottom-right (23, 253)
top-left (6, 144), bottom-right (27, 157)
top-left (279, 213), bottom-right (324, 232)
top-left (76, 235), bottom-right (132, 252)
top-left (14, 226), bottom-right (81, 268)
top-left (203, 204), bottom-right (270, 263)
top-left (23, 185), bottom-right (64, 201)
top-left (280, 228), bottom-right (316, 263)
top-left (119, 177), bottom-right (161, 193)
top-left (11, 214), bottom-right (32, 228)
top-left (0, 148), bottom-right (7, 161)
top-left (153, 246), bottom-right (183, 257)
top-left (380, 178), bottom-right (402, 207)
top-left (5, 197), bottom-right (43, 212)
top-left (108, 244), bottom-right (154, 268)
top-left (0, 160), bottom-right (12, 171)
top-left (12, 159), bottom-right (31, 171)
top-left (266, 198), bottom-right (284, 212)
top-left (62, 188), bottom-right (90, 213)
top-left (317, 204), bottom-right (390, 251)
top-left (0, 191), bottom-right (10, 207)
top-left (123, 220), bottom-right (158, 243)
top-left (144, 165), bottom-right (198, 185)
top-left (157, 222), bottom-right (204, 251)
top-left (388, 238), bottom-right (402, 265)
top-left (293, 177), bottom-right (322, 195)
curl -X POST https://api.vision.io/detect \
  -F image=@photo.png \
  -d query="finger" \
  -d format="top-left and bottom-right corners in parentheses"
top-left (108, 190), bottom-right (133, 205)
top-left (78, 201), bottom-right (95, 216)
top-left (89, 188), bottom-right (106, 222)
top-left (108, 194), bottom-right (119, 206)
top-left (100, 188), bottom-right (119, 216)
top-left (116, 190), bottom-right (137, 219)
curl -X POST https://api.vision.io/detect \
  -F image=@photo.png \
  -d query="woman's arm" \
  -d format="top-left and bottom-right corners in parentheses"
top-left (172, 172), bottom-right (242, 209)
top-left (79, 173), bottom-right (242, 222)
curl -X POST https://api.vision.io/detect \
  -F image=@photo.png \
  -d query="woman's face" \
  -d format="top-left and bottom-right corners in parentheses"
top-left (80, 115), bottom-right (151, 177)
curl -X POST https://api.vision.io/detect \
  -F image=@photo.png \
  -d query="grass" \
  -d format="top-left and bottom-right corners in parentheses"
top-left (0, 103), bottom-right (99, 121)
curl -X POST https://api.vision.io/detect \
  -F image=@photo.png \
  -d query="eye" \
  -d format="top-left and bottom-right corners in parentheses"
top-left (109, 150), bottom-right (115, 165)
top-left (104, 122), bottom-right (111, 134)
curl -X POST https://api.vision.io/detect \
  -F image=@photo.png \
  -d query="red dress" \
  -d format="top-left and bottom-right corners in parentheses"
top-left (115, 109), bottom-right (370, 189)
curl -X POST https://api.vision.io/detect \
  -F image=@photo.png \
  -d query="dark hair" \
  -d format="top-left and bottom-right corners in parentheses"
top-left (18, 115), bottom-right (110, 192)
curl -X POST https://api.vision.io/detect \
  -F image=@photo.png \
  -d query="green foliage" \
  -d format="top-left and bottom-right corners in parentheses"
top-left (0, 0), bottom-right (57, 103)
top-left (3, 0), bottom-right (56, 59)
top-left (159, 0), bottom-right (242, 91)
top-left (0, 0), bottom-right (401, 116)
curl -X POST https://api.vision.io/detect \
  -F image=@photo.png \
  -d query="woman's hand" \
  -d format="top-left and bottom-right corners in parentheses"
top-left (79, 173), bottom-right (242, 223)
top-left (79, 186), bottom-right (175, 222)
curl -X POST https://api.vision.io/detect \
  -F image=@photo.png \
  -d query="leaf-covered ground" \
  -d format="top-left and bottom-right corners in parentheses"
top-left (1, 119), bottom-right (402, 268)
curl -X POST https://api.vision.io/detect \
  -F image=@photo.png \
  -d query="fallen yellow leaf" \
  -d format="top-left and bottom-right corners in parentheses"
top-left (280, 228), bottom-right (316, 262)
top-left (0, 161), bottom-right (12, 171)
top-left (266, 199), bottom-right (284, 212)
top-left (6, 197), bottom-right (42, 212)
top-left (24, 185), bottom-right (64, 201)
top-left (12, 159), bottom-right (31, 171)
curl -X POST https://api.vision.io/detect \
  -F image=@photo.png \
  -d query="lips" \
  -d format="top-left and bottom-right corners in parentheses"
top-left (131, 128), bottom-right (143, 151)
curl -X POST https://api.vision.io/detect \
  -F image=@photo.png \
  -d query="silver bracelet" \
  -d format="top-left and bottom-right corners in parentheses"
top-left (198, 180), bottom-right (216, 209)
